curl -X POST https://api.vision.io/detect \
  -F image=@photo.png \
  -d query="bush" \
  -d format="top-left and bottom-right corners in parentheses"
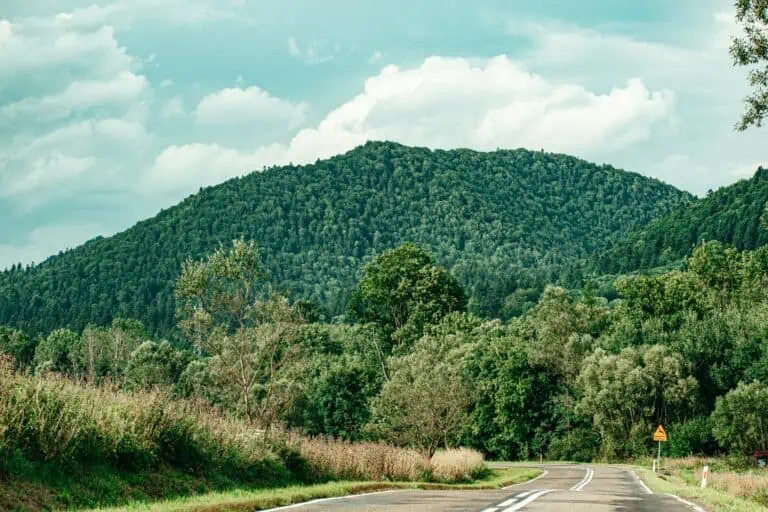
top-left (668, 417), bottom-right (719, 457)
top-left (430, 448), bottom-right (487, 483)
top-left (546, 427), bottom-right (601, 462)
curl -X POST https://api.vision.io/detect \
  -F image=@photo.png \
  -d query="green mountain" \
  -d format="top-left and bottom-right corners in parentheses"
top-left (0, 141), bottom-right (692, 337)
top-left (597, 166), bottom-right (768, 274)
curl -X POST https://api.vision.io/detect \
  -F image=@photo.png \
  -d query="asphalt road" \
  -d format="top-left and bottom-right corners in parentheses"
top-left (265, 464), bottom-right (706, 512)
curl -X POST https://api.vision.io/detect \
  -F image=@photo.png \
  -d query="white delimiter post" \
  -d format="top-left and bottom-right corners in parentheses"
top-left (701, 465), bottom-right (709, 488)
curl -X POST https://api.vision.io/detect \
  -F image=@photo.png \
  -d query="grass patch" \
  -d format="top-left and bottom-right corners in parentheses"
top-left (633, 466), bottom-right (767, 512)
top-left (85, 468), bottom-right (542, 512)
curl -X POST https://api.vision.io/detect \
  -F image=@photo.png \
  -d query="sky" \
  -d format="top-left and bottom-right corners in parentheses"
top-left (0, 0), bottom-right (766, 269)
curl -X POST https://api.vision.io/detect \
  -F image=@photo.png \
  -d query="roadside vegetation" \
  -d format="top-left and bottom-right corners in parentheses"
top-left (635, 456), bottom-right (768, 512)
top-left (4, 237), bottom-right (768, 509)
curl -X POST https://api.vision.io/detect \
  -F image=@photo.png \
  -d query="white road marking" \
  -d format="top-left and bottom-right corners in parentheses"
top-left (498, 497), bottom-right (519, 507)
top-left (481, 508), bottom-right (498, 512)
top-left (574, 468), bottom-right (594, 491)
top-left (260, 490), bottom-right (402, 511)
top-left (516, 490), bottom-right (537, 498)
top-left (631, 470), bottom-right (653, 494)
top-left (569, 467), bottom-right (594, 491)
top-left (502, 469), bottom-right (549, 489)
top-left (502, 489), bottom-right (554, 512)
top-left (666, 493), bottom-right (708, 512)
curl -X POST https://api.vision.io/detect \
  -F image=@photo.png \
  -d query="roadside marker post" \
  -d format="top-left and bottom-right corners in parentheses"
top-left (652, 424), bottom-right (667, 472)
top-left (700, 465), bottom-right (709, 488)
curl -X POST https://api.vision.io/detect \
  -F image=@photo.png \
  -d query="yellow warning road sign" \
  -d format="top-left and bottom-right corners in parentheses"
top-left (653, 424), bottom-right (668, 442)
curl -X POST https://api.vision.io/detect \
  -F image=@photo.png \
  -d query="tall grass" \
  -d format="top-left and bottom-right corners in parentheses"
top-left (0, 358), bottom-right (487, 502)
top-left (430, 448), bottom-right (487, 483)
top-left (283, 433), bottom-right (430, 482)
top-left (0, 357), bottom-right (288, 485)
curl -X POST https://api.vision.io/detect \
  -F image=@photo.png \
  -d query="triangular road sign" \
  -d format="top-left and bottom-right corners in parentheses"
top-left (653, 424), bottom-right (668, 442)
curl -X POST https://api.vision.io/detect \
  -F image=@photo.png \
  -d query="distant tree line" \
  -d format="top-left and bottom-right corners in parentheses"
top-left (3, 239), bottom-right (768, 459)
top-left (0, 141), bottom-right (690, 338)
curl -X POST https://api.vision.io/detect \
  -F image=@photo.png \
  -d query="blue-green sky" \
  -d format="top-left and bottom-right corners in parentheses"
top-left (0, 0), bottom-right (766, 268)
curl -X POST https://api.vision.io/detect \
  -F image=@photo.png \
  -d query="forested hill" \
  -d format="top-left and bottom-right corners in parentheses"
top-left (0, 141), bottom-right (691, 337)
top-left (597, 166), bottom-right (768, 274)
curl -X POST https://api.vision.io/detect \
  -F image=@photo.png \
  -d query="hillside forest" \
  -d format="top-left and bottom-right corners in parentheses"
top-left (0, 142), bottom-right (694, 338)
top-left (3, 237), bottom-right (768, 467)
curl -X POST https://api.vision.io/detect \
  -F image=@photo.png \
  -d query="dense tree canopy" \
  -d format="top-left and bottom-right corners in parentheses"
top-left (0, 141), bottom-right (690, 338)
top-left (731, 0), bottom-right (768, 130)
top-left (598, 166), bottom-right (768, 274)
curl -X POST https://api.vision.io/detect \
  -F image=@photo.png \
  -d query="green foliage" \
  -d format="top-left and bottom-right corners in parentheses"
top-left (33, 328), bottom-right (79, 374)
top-left (0, 142), bottom-right (690, 337)
top-left (123, 340), bottom-right (192, 392)
top-left (667, 417), bottom-right (719, 457)
top-left (349, 243), bottom-right (466, 348)
top-left (599, 167), bottom-right (768, 274)
top-left (731, 0), bottom-right (768, 130)
top-left (577, 345), bottom-right (699, 458)
top-left (712, 381), bottom-right (768, 454)
top-left (463, 330), bottom-right (563, 460)
top-left (0, 326), bottom-right (35, 368)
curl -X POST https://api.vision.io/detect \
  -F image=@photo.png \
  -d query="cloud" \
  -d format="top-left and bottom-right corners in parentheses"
top-left (369, 51), bottom-right (383, 64)
top-left (0, 221), bottom-right (108, 269)
top-left (1, 71), bottom-right (148, 122)
top-left (23, 0), bottom-right (250, 31)
top-left (195, 86), bottom-right (307, 127)
top-left (146, 142), bottom-right (288, 192)
top-left (147, 55), bottom-right (674, 195)
top-left (287, 36), bottom-right (336, 65)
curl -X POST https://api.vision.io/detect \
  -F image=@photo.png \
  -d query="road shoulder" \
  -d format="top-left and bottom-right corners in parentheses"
top-left (632, 466), bottom-right (765, 512)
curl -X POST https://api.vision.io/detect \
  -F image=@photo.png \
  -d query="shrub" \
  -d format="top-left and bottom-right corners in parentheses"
top-left (430, 448), bottom-right (487, 483)
top-left (668, 417), bottom-right (719, 457)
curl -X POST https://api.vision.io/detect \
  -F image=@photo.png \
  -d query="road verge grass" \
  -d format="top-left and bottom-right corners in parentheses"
top-left (633, 467), bottom-right (767, 512)
top-left (86, 468), bottom-right (543, 512)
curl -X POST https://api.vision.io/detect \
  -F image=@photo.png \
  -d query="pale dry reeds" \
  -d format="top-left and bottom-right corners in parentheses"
top-left (1, 361), bottom-right (485, 486)
top-left (694, 468), bottom-right (768, 505)
top-left (282, 433), bottom-right (431, 482)
top-left (430, 448), bottom-right (486, 483)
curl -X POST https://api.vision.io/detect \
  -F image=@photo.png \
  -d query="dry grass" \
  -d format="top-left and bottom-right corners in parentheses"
top-left (282, 433), bottom-right (431, 482)
top-left (430, 448), bottom-right (486, 483)
top-left (635, 456), bottom-right (768, 508)
top-left (693, 469), bottom-right (768, 505)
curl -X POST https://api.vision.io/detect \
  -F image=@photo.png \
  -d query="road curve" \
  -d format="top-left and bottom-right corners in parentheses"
top-left (263, 464), bottom-right (705, 511)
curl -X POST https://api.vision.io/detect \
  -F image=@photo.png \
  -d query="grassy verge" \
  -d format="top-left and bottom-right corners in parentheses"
top-left (86, 468), bottom-right (543, 512)
top-left (633, 467), bottom-right (768, 512)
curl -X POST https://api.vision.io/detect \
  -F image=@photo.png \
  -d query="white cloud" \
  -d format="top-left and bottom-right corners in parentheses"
top-left (287, 56), bottom-right (673, 160)
top-left (146, 142), bottom-right (288, 192)
top-left (195, 86), bottom-right (307, 127)
top-left (0, 221), bottom-right (108, 269)
top-left (146, 55), bottom-right (674, 195)
top-left (0, 23), bottom-right (131, 80)
top-left (1, 71), bottom-right (148, 122)
top-left (1, 154), bottom-right (95, 197)
top-left (369, 51), bottom-right (383, 64)
top-left (287, 36), bottom-right (336, 65)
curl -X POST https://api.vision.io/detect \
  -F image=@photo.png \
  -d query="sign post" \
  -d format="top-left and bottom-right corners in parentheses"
top-left (652, 424), bottom-right (668, 472)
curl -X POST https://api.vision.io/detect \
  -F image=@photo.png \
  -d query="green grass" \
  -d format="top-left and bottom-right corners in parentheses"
top-left (84, 468), bottom-right (542, 512)
top-left (633, 467), bottom-right (768, 512)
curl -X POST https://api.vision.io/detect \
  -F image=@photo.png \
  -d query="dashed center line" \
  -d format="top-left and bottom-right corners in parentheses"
top-left (487, 489), bottom-right (555, 512)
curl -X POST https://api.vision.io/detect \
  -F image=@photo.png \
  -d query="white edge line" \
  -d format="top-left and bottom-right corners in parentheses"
top-left (498, 497), bottom-right (519, 507)
top-left (481, 509), bottom-right (498, 512)
top-left (516, 489), bottom-right (537, 498)
top-left (666, 493), bottom-right (708, 512)
top-left (260, 489), bottom-right (402, 511)
top-left (502, 469), bottom-right (549, 489)
top-left (503, 489), bottom-right (554, 512)
top-left (631, 470), bottom-right (653, 495)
